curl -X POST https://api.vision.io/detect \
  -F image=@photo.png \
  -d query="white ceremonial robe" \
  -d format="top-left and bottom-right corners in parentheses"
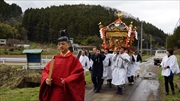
top-left (89, 59), bottom-right (93, 68)
top-left (79, 55), bottom-right (90, 75)
top-left (160, 55), bottom-right (180, 76)
top-left (102, 54), bottom-right (113, 79)
top-left (127, 56), bottom-right (136, 77)
top-left (111, 54), bottom-right (118, 70)
top-left (112, 53), bottom-right (130, 86)
top-left (132, 55), bottom-right (140, 71)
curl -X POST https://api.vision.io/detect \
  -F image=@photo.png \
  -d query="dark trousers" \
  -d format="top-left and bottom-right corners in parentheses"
top-left (100, 79), bottom-right (112, 88)
top-left (107, 79), bottom-right (112, 87)
top-left (101, 79), bottom-right (104, 85)
top-left (92, 77), bottom-right (102, 91)
top-left (128, 76), bottom-right (134, 83)
top-left (164, 76), bottom-right (174, 93)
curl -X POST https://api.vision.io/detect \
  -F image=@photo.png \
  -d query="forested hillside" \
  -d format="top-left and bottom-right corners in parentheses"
top-left (167, 26), bottom-right (180, 48)
top-left (0, 0), bottom-right (169, 48)
top-left (0, 0), bottom-right (28, 44)
top-left (0, 0), bottom-right (22, 21)
top-left (22, 4), bottom-right (167, 48)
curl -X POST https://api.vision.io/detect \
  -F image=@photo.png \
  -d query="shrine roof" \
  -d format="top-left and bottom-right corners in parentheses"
top-left (104, 13), bottom-right (129, 31)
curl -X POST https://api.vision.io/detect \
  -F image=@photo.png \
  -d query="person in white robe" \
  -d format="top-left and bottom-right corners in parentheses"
top-left (132, 51), bottom-right (142, 77)
top-left (125, 49), bottom-right (135, 85)
top-left (158, 49), bottom-right (180, 95)
top-left (102, 48), bottom-right (114, 88)
top-left (111, 51), bottom-right (119, 70)
top-left (79, 50), bottom-right (90, 85)
top-left (112, 47), bottom-right (130, 95)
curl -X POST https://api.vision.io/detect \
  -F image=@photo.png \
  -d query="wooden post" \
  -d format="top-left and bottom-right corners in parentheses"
top-left (48, 59), bottom-right (54, 80)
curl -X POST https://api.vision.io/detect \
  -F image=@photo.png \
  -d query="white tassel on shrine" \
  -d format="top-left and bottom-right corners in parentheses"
top-left (128, 27), bottom-right (132, 37)
top-left (135, 31), bottom-right (138, 40)
top-left (99, 28), bottom-right (103, 39)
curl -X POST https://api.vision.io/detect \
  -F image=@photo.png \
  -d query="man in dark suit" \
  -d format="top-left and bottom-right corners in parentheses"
top-left (91, 48), bottom-right (105, 93)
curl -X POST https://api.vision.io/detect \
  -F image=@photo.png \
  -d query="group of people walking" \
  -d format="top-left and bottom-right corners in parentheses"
top-left (39, 31), bottom-right (180, 101)
top-left (79, 47), bottom-right (142, 94)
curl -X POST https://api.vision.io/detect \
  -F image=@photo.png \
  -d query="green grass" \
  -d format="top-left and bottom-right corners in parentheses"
top-left (0, 71), bottom-right (92, 101)
top-left (85, 71), bottom-right (92, 84)
top-left (158, 54), bottom-right (180, 101)
top-left (0, 47), bottom-right (77, 56)
top-left (0, 87), bottom-right (39, 101)
top-left (158, 69), bottom-right (180, 101)
top-left (142, 55), bottom-right (152, 62)
top-left (29, 42), bottom-right (37, 48)
top-left (176, 55), bottom-right (180, 64)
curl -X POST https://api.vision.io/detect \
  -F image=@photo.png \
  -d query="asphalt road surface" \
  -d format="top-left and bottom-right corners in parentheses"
top-left (85, 57), bottom-right (159, 101)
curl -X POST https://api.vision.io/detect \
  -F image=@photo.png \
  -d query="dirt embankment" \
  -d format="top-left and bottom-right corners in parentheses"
top-left (0, 65), bottom-right (42, 89)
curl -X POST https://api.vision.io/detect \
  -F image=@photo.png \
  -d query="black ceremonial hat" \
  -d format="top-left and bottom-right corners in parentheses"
top-left (58, 29), bottom-right (69, 42)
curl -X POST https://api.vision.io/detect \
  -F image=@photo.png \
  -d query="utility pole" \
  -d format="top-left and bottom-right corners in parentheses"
top-left (13, 33), bottom-right (14, 47)
top-left (137, 32), bottom-right (139, 53)
top-left (173, 0), bottom-right (180, 33)
top-left (150, 35), bottom-right (152, 56)
top-left (140, 21), bottom-right (143, 56)
top-left (146, 41), bottom-right (148, 56)
top-left (137, 39), bottom-right (139, 53)
top-left (166, 37), bottom-right (167, 49)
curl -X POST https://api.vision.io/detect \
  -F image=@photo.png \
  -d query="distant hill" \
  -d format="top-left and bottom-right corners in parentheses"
top-left (0, 0), bottom-right (28, 44)
top-left (0, 0), bottom-right (22, 21)
top-left (0, 1), bottom-right (167, 49)
top-left (22, 4), bottom-right (167, 48)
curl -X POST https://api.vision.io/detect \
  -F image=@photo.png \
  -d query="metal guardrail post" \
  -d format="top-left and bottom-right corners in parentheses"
top-left (0, 58), bottom-right (5, 64)
top-left (2, 58), bottom-right (5, 64)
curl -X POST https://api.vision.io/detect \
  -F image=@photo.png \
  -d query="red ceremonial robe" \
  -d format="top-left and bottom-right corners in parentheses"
top-left (39, 52), bottom-right (85, 101)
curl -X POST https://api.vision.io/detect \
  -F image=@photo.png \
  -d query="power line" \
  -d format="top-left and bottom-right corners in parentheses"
top-left (173, 0), bottom-right (180, 33)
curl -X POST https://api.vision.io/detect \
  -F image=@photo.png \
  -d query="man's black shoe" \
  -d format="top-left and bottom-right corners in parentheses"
top-left (172, 91), bottom-right (175, 95)
top-left (95, 90), bottom-right (100, 93)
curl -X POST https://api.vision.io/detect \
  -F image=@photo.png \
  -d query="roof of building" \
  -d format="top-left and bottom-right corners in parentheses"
top-left (72, 44), bottom-right (80, 47)
top-left (23, 49), bottom-right (43, 54)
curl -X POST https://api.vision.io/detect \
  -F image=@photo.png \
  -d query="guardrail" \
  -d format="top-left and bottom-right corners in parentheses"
top-left (0, 58), bottom-right (51, 64)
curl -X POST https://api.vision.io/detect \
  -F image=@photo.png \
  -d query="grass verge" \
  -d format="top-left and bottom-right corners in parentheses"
top-left (85, 71), bottom-right (92, 84)
top-left (0, 71), bottom-right (92, 101)
top-left (158, 69), bottom-right (180, 101)
top-left (0, 87), bottom-right (39, 101)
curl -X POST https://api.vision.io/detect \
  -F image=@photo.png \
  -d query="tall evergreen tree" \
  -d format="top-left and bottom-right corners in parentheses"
top-left (21, 4), bottom-right (167, 47)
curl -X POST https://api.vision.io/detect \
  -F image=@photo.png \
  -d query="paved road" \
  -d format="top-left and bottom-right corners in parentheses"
top-left (85, 57), bottom-right (159, 101)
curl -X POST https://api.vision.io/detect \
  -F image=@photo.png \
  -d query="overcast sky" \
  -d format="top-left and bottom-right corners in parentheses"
top-left (5, 0), bottom-right (180, 34)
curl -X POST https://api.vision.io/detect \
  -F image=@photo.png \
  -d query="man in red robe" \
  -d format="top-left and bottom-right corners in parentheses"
top-left (39, 30), bottom-right (85, 101)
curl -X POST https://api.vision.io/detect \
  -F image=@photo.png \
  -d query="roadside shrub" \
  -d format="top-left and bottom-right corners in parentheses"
top-left (16, 46), bottom-right (24, 51)
top-left (9, 48), bottom-right (14, 51)
top-left (4, 51), bottom-right (8, 55)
